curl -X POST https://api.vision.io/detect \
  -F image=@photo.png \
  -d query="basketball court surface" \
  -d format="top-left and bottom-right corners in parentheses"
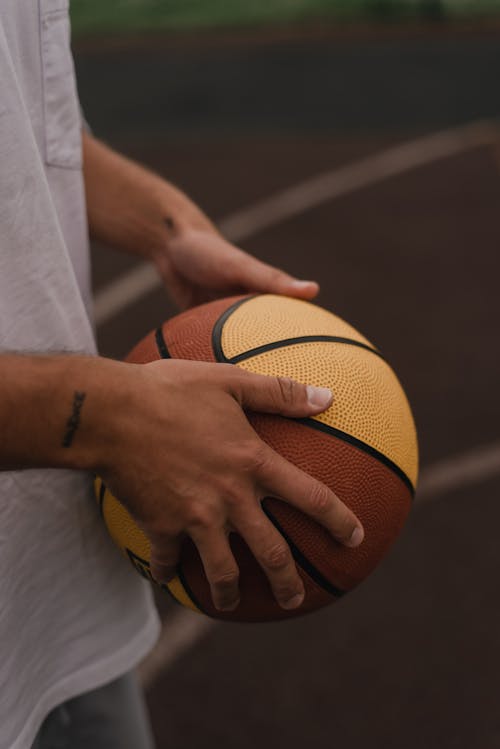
top-left (75, 25), bottom-right (500, 748)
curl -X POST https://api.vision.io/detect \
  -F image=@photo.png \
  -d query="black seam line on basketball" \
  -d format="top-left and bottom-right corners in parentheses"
top-left (297, 417), bottom-right (415, 496)
top-left (226, 335), bottom-right (385, 364)
top-left (159, 580), bottom-right (187, 608)
top-left (98, 478), bottom-right (106, 518)
top-left (177, 564), bottom-right (207, 616)
top-left (261, 503), bottom-right (346, 598)
top-left (212, 295), bottom-right (259, 362)
top-left (155, 327), bottom-right (171, 359)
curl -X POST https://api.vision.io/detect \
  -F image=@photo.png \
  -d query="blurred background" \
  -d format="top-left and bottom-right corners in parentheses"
top-left (72, 2), bottom-right (500, 747)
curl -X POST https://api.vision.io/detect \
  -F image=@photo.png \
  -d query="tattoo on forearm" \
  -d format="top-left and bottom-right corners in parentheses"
top-left (62, 391), bottom-right (86, 448)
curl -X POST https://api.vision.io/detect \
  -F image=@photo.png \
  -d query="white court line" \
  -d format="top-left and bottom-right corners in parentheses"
top-left (139, 440), bottom-right (500, 690)
top-left (417, 441), bottom-right (500, 502)
top-left (138, 610), bottom-right (216, 690)
top-left (94, 119), bottom-right (500, 327)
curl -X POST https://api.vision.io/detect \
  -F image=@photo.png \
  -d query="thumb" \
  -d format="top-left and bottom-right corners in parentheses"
top-left (229, 371), bottom-right (333, 418)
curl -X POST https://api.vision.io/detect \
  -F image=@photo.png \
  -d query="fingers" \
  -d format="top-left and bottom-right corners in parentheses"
top-left (233, 507), bottom-right (305, 610)
top-left (190, 526), bottom-right (240, 612)
top-left (257, 446), bottom-right (364, 548)
top-left (149, 526), bottom-right (241, 612)
top-left (149, 536), bottom-right (182, 584)
top-left (229, 369), bottom-right (334, 418)
top-left (231, 251), bottom-right (319, 300)
top-left (150, 513), bottom-right (302, 612)
top-left (148, 451), bottom-right (362, 615)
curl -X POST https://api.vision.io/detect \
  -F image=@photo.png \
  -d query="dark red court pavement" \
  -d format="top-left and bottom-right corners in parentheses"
top-left (75, 25), bottom-right (500, 749)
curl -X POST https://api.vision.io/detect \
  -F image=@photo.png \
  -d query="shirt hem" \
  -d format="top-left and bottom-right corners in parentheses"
top-left (8, 607), bottom-right (161, 749)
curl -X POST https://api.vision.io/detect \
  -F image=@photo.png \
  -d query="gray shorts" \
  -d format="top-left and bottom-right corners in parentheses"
top-left (31, 671), bottom-right (155, 749)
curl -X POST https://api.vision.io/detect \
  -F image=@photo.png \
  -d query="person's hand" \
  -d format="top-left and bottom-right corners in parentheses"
top-left (97, 359), bottom-right (364, 612)
top-left (82, 134), bottom-right (318, 309)
top-left (152, 225), bottom-right (319, 310)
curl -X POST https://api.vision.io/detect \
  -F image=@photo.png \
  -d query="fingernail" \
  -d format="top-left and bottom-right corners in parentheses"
top-left (347, 526), bottom-right (364, 548)
top-left (291, 280), bottom-right (315, 289)
top-left (306, 385), bottom-right (333, 410)
top-left (281, 591), bottom-right (305, 610)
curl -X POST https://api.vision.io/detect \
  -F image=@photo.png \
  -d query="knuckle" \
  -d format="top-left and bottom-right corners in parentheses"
top-left (308, 483), bottom-right (332, 517)
top-left (261, 542), bottom-right (291, 571)
top-left (211, 568), bottom-right (239, 591)
top-left (276, 376), bottom-right (298, 407)
top-left (213, 475), bottom-right (248, 509)
top-left (149, 550), bottom-right (178, 583)
top-left (239, 440), bottom-right (270, 475)
top-left (249, 441), bottom-right (271, 470)
top-left (186, 502), bottom-right (215, 530)
top-left (221, 491), bottom-right (243, 512)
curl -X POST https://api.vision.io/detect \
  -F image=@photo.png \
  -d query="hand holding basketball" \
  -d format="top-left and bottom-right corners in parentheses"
top-left (97, 359), bottom-right (363, 612)
top-left (152, 226), bottom-right (319, 309)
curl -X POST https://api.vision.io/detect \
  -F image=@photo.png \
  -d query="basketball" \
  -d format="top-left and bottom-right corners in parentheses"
top-left (95, 294), bottom-right (418, 622)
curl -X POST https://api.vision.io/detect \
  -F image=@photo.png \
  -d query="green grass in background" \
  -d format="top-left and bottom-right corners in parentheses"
top-left (70, 0), bottom-right (500, 36)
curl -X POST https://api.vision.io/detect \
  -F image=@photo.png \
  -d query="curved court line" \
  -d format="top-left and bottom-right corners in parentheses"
top-left (139, 609), bottom-right (216, 690)
top-left (139, 439), bottom-right (500, 690)
top-left (94, 119), bottom-right (499, 327)
top-left (417, 440), bottom-right (500, 502)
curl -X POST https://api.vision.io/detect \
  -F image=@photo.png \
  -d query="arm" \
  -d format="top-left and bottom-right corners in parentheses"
top-left (82, 131), bottom-right (319, 309)
top-left (0, 353), bottom-right (363, 611)
top-left (0, 354), bottom-right (108, 471)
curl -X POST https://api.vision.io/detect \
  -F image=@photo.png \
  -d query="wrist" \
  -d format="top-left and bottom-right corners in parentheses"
top-left (56, 356), bottom-right (138, 474)
top-left (148, 184), bottom-right (218, 260)
top-left (0, 354), bottom-right (136, 474)
top-left (84, 134), bottom-right (217, 262)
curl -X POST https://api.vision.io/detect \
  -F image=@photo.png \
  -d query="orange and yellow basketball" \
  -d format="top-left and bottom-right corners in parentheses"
top-left (95, 294), bottom-right (418, 622)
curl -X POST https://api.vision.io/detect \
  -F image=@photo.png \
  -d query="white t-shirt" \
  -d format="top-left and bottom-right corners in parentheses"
top-left (0, 2), bottom-right (160, 747)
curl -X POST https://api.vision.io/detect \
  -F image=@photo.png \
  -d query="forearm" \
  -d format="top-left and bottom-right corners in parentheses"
top-left (0, 354), bottom-right (127, 472)
top-left (82, 130), bottom-right (216, 260)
